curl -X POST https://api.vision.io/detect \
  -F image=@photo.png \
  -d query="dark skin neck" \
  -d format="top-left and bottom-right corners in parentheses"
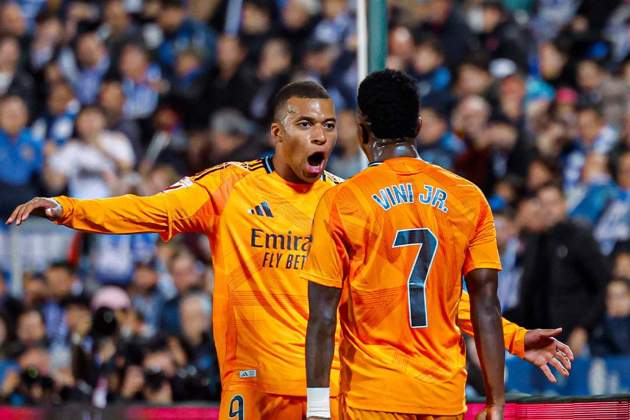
top-left (367, 140), bottom-right (420, 163)
top-left (358, 112), bottom-right (422, 163)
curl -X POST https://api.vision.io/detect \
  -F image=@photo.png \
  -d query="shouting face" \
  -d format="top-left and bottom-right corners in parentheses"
top-left (271, 97), bottom-right (337, 183)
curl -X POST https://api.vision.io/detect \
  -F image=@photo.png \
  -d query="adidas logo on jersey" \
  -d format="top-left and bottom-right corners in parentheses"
top-left (239, 369), bottom-right (256, 378)
top-left (248, 201), bottom-right (273, 217)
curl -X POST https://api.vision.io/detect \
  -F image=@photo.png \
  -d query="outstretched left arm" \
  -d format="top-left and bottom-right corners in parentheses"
top-left (458, 292), bottom-right (573, 382)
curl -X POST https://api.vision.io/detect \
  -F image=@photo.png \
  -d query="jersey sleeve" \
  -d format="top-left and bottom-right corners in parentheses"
top-left (53, 165), bottom-right (240, 240)
top-left (462, 193), bottom-right (502, 275)
top-left (301, 190), bottom-right (349, 289)
top-left (457, 291), bottom-right (526, 358)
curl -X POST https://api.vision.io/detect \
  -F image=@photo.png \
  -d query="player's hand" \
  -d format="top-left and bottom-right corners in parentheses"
top-left (476, 404), bottom-right (504, 420)
top-left (524, 328), bottom-right (574, 383)
top-left (6, 197), bottom-right (62, 225)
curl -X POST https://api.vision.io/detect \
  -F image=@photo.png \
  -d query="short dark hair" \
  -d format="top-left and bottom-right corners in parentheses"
top-left (161, 0), bottom-right (184, 9)
top-left (48, 260), bottom-right (76, 275)
top-left (78, 104), bottom-right (106, 117)
top-left (460, 50), bottom-right (490, 72)
top-left (272, 80), bottom-right (330, 121)
top-left (576, 102), bottom-right (603, 118)
top-left (357, 69), bottom-right (420, 139)
top-left (610, 149), bottom-right (630, 183)
top-left (416, 35), bottom-right (444, 57)
top-left (612, 240), bottom-right (630, 256)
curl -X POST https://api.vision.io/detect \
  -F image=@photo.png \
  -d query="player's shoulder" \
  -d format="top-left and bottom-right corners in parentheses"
top-left (190, 159), bottom-right (268, 184)
top-left (422, 161), bottom-right (485, 196)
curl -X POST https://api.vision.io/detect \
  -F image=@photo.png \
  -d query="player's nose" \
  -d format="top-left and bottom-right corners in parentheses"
top-left (311, 124), bottom-right (327, 145)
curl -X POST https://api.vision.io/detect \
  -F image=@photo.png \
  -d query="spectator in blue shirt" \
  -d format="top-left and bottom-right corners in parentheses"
top-left (58, 32), bottom-right (111, 105)
top-left (417, 105), bottom-right (465, 170)
top-left (90, 233), bottom-right (159, 286)
top-left (160, 251), bottom-right (202, 335)
top-left (28, 13), bottom-right (63, 72)
top-left (129, 260), bottom-right (166, 333)
top-left (168, 49), bottom-right (212, 130)
top-left (590, 277), bottom-right (630, 356)
top-left (41, 262), bottom-right (78, 350)
top-left (568, 152), bottom-right (617, 226)
top-left (564, 104), bottom-right (618, 192)
top-left (119, 43), bottom-right (162, 120)
top-left (99, 0), bottom-right (143, 64)
top-left (312, 0), bottom-right (354, 47)
top-left (155, 0), bottom-right (216, 80)
top-left (31, 81), bottom-right (80, 150)
top-left (14, 0), bottom-right (46, 33)
top-left (0, 96), bottom-right (42, 219)
top-left (494, 206), bottom-right (523, 314)
top-left (594, 151), bottom-right (630, 254)
top-left (409, 35), bottom-right (452, 109)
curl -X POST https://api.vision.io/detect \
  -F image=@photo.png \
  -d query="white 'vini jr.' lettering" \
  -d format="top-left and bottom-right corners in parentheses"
top-left (371, 184), bottom-right (448, 213)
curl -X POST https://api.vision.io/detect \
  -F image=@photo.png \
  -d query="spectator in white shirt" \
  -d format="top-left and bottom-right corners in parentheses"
top-left (44, 105), bottom-right (135, 199)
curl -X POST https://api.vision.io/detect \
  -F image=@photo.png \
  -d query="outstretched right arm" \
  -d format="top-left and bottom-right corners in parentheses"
top-left (6, 181), bottom-right (213, 240)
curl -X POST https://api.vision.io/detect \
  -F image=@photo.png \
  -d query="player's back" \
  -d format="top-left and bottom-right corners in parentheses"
top-left (320, 157), bottom-right (500, 415)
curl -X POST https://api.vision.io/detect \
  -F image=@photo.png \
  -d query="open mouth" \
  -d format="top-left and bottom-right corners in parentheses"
top-left (305, 151), bottom-right (326, 176)
top-left (307, 152), bottom-right (325, 167)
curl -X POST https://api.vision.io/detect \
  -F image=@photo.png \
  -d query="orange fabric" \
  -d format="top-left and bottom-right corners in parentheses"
top-left (54, 160), bottom-right (343, 396)
top-left (53, 157), bottom-right (523, 404)
top-left (342, 404), bottom-right (463, 420)
top-left (303, 158), bottom-right (502, 415)
top-left (218, 385), bottom-right (339, 419)
top-left (458, 291), bottom-right (526, 358)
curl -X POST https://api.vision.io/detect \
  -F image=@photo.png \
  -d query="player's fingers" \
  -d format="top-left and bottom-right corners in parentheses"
top-left (539, 364), bottom-right (557, 383)
top-left (555, 339), bottom-right (574, 361)
top-left (14, 204), bottom-right (28, 225)
top-left (6, 204), bottom-right (23, 224)
top-left (540, 328), bottom-right (563, 338)
top-left (549, 356), bottom-right (569, 377)
top-left (18, 202), bottom-right (36, 224)
top-left (557, 349), bottom-right (572, 370)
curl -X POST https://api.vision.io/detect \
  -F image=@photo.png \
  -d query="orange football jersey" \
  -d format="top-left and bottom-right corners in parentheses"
top-left (54, 157), bottom-right (343, 395)
top-left (302, 157), bottom-right (503, 415)
top-left (52, 156), bottom-right (522, 402)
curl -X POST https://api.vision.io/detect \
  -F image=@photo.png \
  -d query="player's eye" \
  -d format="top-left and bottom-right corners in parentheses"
top-left (324, 122), bottom-right (336, 130)
top-left (297, 120), bottom-right (311, 128)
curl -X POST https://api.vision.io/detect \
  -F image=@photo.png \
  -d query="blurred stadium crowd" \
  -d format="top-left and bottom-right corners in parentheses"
top-left (1, 0), bottom-right (630, 406)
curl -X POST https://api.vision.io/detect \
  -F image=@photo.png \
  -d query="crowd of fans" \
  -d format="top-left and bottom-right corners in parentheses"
top-left (1, 0), bottom-right (630, 406)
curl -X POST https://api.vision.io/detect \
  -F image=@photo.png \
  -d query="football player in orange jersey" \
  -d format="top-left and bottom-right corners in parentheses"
top-left (9, 80), bottom-right (571, 419)
top-left (303, 70), bottom-right (568, 420)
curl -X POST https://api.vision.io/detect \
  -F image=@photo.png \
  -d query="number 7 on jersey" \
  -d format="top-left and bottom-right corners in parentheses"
top-left (393, 228), bottom-right (438, 328)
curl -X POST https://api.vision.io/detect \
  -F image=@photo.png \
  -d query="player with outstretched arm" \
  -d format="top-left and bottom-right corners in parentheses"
top-left (10, 80), bottom-right (571, 419)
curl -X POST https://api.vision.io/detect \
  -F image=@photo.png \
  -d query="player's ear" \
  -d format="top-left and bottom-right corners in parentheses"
top-left (358, 123), bottom-right (369, 144)
top-left (415, 115), bottom-right (422, 136)
top-left (270, 121), bottom-right (283, 143)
